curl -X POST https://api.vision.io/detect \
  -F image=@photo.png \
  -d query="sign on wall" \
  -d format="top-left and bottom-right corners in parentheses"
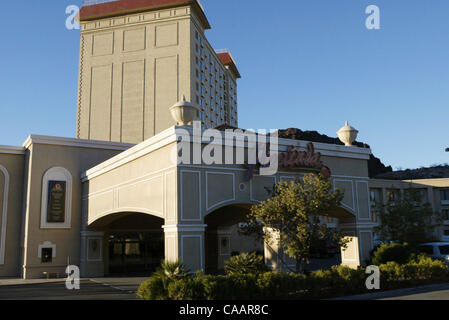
top-left (245, 142), bottom-right (331, 180)
top-left (47, 181), bottom-right (66, 223)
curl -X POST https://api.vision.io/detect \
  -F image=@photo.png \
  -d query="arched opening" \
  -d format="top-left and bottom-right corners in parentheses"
top-left (204, 204), bottom-right (263, 274)
top-left (89, 212), bottom-right (164, 276)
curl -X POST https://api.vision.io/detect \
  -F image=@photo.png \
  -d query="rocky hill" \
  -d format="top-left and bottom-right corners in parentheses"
top-left (374, 165), bottom-right (449, 180)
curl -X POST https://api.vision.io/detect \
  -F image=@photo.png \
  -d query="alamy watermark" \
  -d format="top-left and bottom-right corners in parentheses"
top-left (66, 5), bottom-right (80, 30)
top-left (365, 265), bottom-right (380, 290)
top-left (65, 265), bottom-right (80, 290)
top-left (66, 5), bottom-right (380, 31)
top-left (366, 5), bottom-right (381, 30)
top-left (173, 122), bottom-right (279, 176)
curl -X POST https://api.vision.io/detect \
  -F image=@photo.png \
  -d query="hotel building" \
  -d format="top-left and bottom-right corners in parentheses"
top-left (76, 0), bottom-right (240, 144)
top-left (369, 177), bottom-right (449, 243)
top-left (3, 0), bottom-right (445, 279)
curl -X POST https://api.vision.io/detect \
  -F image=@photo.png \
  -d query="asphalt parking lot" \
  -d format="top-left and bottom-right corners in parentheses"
top-left (0, 278), bottom-right (147, 300)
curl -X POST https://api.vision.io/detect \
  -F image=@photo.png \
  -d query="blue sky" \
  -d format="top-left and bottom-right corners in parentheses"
top-left (0, 0), bottom-right (448, 170)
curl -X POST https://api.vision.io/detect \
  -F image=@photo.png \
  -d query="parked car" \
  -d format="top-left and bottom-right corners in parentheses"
top-left (417, 242), bottom-right (449, 264)
top-left (311, 240), bottom-right (339, 258)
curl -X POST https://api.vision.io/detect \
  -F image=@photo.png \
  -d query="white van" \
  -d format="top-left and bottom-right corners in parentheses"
top-left (418, 242), bottom-right (449, 265)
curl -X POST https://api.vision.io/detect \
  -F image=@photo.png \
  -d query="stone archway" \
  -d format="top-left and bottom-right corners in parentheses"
top-left (81, 212), bottom-right (164, 277)
top-left (204, 204), bottom-right (263, 274)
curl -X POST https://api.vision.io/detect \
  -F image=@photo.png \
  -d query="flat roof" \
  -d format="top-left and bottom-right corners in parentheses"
top-left (79, 0), bottom-right (211, 29)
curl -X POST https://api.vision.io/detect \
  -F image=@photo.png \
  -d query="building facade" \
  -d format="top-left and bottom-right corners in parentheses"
top-left (0, 0), bottom-right (379, 279)
top-left (77, 0), bottom-right (240, 144)
top-left (370, 178), bottom-right (449, 243)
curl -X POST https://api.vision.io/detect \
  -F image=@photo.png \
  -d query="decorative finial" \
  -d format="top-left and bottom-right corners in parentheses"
top-left (337, 121), bottom-right (359, 147)
top-left (169, 96), bottom-right (200, 126)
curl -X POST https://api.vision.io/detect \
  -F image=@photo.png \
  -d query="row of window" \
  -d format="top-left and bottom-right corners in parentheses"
top-left (370, 188), bottom-right (432, 203)
top-left (193, 29), bottom-right (237, 128)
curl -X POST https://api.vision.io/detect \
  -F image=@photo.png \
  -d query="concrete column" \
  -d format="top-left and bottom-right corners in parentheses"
top-left (163, 224), bottom-right (207, 272)
top-left (80, 231), bottom-right (105, 277)
top-left (216, 228), bottom-right (232, 270)
top-left (339, 224), bottom-right (361, 269)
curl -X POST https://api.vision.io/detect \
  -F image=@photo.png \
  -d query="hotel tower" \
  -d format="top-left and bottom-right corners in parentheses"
top-left (76, 0), bottom-right (241, 144)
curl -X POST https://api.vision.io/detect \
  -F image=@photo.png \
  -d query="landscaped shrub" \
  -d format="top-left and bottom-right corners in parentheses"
top-left (167, 275), bottom-right (206, 300)
top-left (371, 243), bottom-right (415, 265)
top-left (256, 272), bottom-right (306, 299)
top-left (138, 258), bottom-right (449, 300)
top-left (224, 252), bottom-right (269, 275)
top-left (137, 260), bottom-right (189, 300)
top-left (137, 276), bottom-right (168, 300)
top-left (379, 255), bottom-right (449, 289)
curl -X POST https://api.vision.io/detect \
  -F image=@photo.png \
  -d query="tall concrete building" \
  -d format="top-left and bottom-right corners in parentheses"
top-left (0, 0), bottom-right (378, 279)
top-left (76, 0), bottom-right (240, 144)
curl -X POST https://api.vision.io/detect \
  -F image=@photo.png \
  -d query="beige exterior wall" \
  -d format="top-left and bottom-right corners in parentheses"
top-left (77, 5), bottom-right (238, 144)
top-left (20, 137), bottom-right (130, 279)
top-left (0, 128), bottom-right (374, 278)
top-left (79, 127), bottom-right (373, 275)
top-left (0, 151), bottom-right (26, 277)
top-left (370, 178), bottom-right (449, 242)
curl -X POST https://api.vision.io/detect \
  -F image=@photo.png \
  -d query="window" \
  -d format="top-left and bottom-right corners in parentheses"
top-left (418, 245), bottom-right (434, 255)
top-left (442, 209), bottom-right (449, 220)
top-left (439, 245), bottom-right (449, 255)
top-left (387, 189), bottom-right (400, 202)
top-left (444, 230), bottom-right (449, 236)
top-left (441, 189), bottom-right (449, 201)
top-left (40, 167), bottom-right (72, 229)
top-left (38, 241), bottom-right (56, 263)
top-left (41, 248), bottom-right (53, 263)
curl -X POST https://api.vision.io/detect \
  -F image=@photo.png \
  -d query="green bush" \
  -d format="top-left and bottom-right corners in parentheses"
top-left (371, 243), bottom-right (415, 265)
top-left (138, 257), bottom-right (449, 300)
top-left (167, 276), bottom-right (206, 300)
top-left (379, 255), bottom-right (449, 289)
top-left (137, 276), bottom-right (168, 300)
top-left (137, 260), bottom-right (189, 300)
top-left (224, 252), bottom-right (269, 275)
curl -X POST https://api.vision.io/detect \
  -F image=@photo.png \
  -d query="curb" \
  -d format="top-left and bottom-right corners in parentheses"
top-left (330, 282), bottom-right (449, 300)
top-left (0, 279), bottom-right (68, 287)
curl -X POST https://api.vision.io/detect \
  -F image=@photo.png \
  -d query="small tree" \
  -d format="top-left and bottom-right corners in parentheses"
top-left (374, 188), bottom-right (443, 246)
top-left (245, 173), bottom-right (349, 273)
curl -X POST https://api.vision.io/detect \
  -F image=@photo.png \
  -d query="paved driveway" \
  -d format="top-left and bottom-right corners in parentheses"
top-left (0, 277), bottom-right (148, 300)
top-left (335, 283), bottom-right (449, 300)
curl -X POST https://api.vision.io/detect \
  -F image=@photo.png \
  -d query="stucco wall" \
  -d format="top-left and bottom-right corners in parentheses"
top-left (77, 7), bottom-right (194, 143)
top-left (21, 142), bottom-right (126, 279)
top-left (0, 153), bottom-right (25, 277)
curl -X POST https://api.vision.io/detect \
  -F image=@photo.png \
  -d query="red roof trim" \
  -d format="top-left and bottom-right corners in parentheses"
top-left (217, 52), bottom-right (241, 79)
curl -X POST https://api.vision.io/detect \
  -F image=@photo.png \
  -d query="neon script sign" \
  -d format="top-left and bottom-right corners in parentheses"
top-left (246, 142), bottom-right (331, 180)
